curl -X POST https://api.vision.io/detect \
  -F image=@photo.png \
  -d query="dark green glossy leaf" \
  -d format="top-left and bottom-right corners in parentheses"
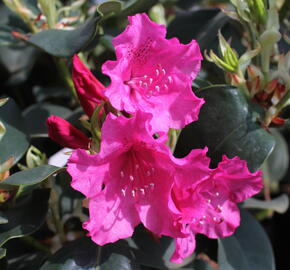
top-left (192, 259), bottom-right (214, 270)
top-left (100, 253), bottom-right (140, 270)
top-left (97, 0), bottom-right (123, 16)
top-left (0, 121), bottom-right (29, 166)
top-left (266, 129), bottom-right (289, 182)
top-left (22, 103), bottom-right (72, 136)
top-left (0, 253), bottom-right (7, 270)
top-left (0, 99), bottom-right (26, 133)
top-left (0, 25), bottom-right (19, 46)
top-left (0, 213), bottom-right (8, 225)
top-left (1, 165), bottom-right (64, 186)
top-left (0, 45), bottom-right (38, 85)
top-left (128, 226), bottom-right (193, 269)
top-left (0, 189), bottom-right (50, 258)
top-left (121, 0), bottom-right (158, 16)
top-left (167, 9), bottom-right (228, 50)
top-left (175, 85), bottom-right (275, 172)
top-left (26, 15), bottom-right (101, 57)
top-left (40, 237), bottom-right (139, 270)
top-left (218, 209), bottom-right (275, 270)
top-left (6, 250), bottom-right (49, 270)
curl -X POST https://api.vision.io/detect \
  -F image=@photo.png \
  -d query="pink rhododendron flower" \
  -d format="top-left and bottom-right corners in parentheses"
top-left (67, 112), bottom-right (188, 245)
top-left (170, 151), bottom-right (263, 263)
top-left (72, 54), bottom-right (106, 117)
top-left (102, 13), bottom-right (204, 132)
top-left (46, 115), bottom-right (90, 149)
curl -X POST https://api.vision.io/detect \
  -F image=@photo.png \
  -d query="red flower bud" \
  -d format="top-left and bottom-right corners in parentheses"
top-left (72, 55), bottom-right (106, 117)
top-left (46, 115), bottom-right (90, 149)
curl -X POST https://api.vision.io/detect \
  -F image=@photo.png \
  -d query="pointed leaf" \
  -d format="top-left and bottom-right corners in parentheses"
top-left (1, 165), bottom-right (64, 186)
top-left (26, 15), bottom-right (101, 57)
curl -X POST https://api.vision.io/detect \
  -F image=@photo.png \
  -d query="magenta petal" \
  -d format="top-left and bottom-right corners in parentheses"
top-left (214, 156), bottom-right (263, 203)
top-left (102, 13), bottom-right (203, 132)
top-left (67, 149), bottom-right (108, 197)
top-left (170, 227), bottom-right (196, 264)
top-left (84, 192), bottom-right (140, 245)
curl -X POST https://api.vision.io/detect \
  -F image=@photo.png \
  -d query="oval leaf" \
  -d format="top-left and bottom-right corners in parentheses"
top-left (26, 15), bottom-right (101, 57)
top-left (0, 189), bottom-right (50, 258)
top-left (1, 165), bottom-right (64, 186)
top-left (175, 85), bottom-right (275, 172)
top-left (218, 209), bottom-right (275, 270)
top-left (0, 121), bottom-right (29, 166)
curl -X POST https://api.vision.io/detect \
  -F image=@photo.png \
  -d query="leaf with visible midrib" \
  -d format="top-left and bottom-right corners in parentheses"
top-left (175, 85), bottom-right (275, 172)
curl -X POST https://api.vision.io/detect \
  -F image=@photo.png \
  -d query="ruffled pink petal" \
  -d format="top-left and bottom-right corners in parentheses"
top-left (67, 149), bottom-right (108, 197)
top-left (214, 156), bottom-right (263, 203)
top-left (112, 13), bottom-right (166, 61)
top-left (170, 227), bottom-right (196, 264)
top-left (84, 191), bottom-right (140, 245)
top-left (100, 112), bottom-right (154, 157)
top-left (172, 147), bottom-right (211, 189)
top-left (102, 13), bottom-right (203, 132)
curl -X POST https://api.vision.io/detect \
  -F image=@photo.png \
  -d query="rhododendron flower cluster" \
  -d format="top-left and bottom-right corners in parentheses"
top-left (47, 13), bottom-right (263, 264)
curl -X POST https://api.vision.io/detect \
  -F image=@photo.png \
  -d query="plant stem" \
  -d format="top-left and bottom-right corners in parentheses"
top-left (21, 236), bottom-right (51, 254)
top-left (46, 176), bottom-right (67, 244)
top-left (55, 58), bottom-right (78, 102)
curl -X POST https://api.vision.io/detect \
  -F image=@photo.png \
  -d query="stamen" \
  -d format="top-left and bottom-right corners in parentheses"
top-left (167, 76), bottom-right (173, 84)
top-left (132, 190), bottom-right (136, 197)
top-left (129, 175), bottom-right (134, 181)
top-left (161, 68), bottom-right (166, 75)
top-left (121, 189), bottom-right (126, 196)
top-left (215, 192), bottom-right (220, 197)
top-left (155, 85), bottom-right (160, 92)
top-left (155, 69), bottom-right (159, 76)
top-left (120, 171), bottom-right (125, 178)
top-left (140, 188), bottom-right (145, 195)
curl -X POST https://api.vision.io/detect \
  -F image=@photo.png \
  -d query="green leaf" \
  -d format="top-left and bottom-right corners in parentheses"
top-left (0, 45), bottom-right (38, 86)
top-left (100, 253), bottom-right (140, 270)
top-left (175, 85), bottom-right (275, 172)
top-left (0, 121), bottom-right (29, 166)
top-left (0, 25), bottom-right (20, 46)
top-left (1, 165), bottom-right (64, 186)
top-left (0, 213), bottom-right (8, 225)
top-left (0, 189), bottom-right (50, 259)
top-left (26, 15), bottom-right (101, 57)
top-left (0, 98), bottom-right (27, 134)
top-left (266, 129), bottom-right (289, 182)
top-left (97, 0), bottom-right (123, 16)
top-left (218, 209), bottom-right (275, 270)
top-left (121, 0), bottom-right (158, 16)
top-left (167, 9), bottom-right (229, 51)
top-left (0, 121), bottom-right (6, 141)
top-left (0, 252), bottom-right (7, 270)
top-left (128, 226), bottom-right (193, 269)
top-left (22, 103), bottom-right (72, 136)
top-left (40, 237), bottom-right (139, 270)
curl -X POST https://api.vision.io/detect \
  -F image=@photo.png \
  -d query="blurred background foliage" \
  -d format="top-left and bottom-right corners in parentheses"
top-left (0, 0), bottom-right (289, 269)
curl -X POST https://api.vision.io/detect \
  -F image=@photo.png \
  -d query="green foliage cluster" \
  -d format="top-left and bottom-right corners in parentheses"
top-left (0, 0), bottom-right (289, 269)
